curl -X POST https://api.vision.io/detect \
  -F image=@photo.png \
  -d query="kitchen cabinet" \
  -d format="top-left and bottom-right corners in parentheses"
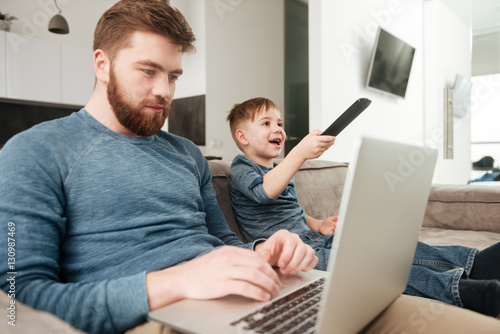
top-left (5, 32), bottom-right (61, 104)
top-left (2, 32), bottom-right (93, 106)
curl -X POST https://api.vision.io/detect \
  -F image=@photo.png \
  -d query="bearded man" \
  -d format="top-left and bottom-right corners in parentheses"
top-left (0, 1), bottom-right (318, 333)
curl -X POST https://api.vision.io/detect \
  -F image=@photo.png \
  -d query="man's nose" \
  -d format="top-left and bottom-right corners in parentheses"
top-left (152, 76), bottom-right (172, 100)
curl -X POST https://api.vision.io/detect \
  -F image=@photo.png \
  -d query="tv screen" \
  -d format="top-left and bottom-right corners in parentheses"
top-left (168, 94), bottom-right (206, 146)
top-left (366, 28), bottom-right (416, 98)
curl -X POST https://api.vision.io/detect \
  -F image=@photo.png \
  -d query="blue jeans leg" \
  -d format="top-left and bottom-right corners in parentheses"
top-left (300, 232), bottom-right (333, 271)
top-left (404, 241), bottom-right (478, 307)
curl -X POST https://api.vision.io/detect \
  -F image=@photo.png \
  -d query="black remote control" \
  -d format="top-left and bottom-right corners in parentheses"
top-left (321, 98), bottom-right (372, 136)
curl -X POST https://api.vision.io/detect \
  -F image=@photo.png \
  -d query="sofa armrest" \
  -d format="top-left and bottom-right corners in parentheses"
top-left (208, 160), bottom-right (248, 242)
top-left (423, 184), bottom-right (500, 233)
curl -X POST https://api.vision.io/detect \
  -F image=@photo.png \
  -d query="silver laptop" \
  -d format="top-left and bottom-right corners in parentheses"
top-left (149, 137), bottom-right (438, 334)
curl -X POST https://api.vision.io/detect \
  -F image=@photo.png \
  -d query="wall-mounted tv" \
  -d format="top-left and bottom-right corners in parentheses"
top-left (366, 27), bottom-right (416, 98)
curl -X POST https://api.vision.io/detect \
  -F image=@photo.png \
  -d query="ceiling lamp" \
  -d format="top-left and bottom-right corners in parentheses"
top-left (48, 0), bottom-right (69, 34)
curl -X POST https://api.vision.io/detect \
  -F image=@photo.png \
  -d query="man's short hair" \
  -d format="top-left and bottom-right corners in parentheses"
top-left (93, 0), bottom-right (196, 61)
top-left (227, 97), bottom-right (279, 149)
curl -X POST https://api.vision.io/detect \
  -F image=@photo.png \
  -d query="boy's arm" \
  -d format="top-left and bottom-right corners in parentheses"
top-left (306, 214), bottom-right (323, 232)
top-left (262, 130), bottom-right (335, 198)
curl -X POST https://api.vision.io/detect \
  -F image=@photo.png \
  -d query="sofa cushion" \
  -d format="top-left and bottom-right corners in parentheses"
top-left (292, 160), bottom-right (349, 220)
top-left (419, 227), bottom-right (500, 250)
top-left (423, 184), bottom-right (500, 233)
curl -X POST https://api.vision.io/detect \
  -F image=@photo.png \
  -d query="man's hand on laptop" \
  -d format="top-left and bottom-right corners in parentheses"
top-left (254, 229), bottom-right (318, 275)
top-left (146, 230), bottom-right (317, 311)
top-left (146, 245), bottom-right (282, 310)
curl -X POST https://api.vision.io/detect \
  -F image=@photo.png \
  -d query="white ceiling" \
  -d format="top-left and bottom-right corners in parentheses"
top-left (472, 0), bottom-right (500, 35)
top-left (97, 0), bottom-right (499, 36)
top-left (297, 0), bottom-right (499, 36)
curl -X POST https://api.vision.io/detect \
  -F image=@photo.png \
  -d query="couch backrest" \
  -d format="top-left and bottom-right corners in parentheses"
top-left (424, 184), bottom-right (500, 233)
top-left (208, 159), bottom-right (349, 242)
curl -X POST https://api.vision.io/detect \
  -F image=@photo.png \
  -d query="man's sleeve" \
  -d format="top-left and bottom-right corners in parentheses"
top-left (0, 137), bottom-right (149, 334)
top-left (184, 149), bottom-right (255, 251)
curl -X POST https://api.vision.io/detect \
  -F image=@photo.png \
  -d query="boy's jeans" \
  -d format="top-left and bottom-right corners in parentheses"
top-left (301, 232), bottom-right (477, 307)
top-left (405, 241), bottom-right (477, 307)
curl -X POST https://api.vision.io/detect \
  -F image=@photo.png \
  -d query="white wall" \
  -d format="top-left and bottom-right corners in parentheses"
top-left (169, 0), bottom-right (206, 99)
top-left (309, 0), bottom-right (424, 163)
top-left (310, 0), bottom-right (472, 184)
top-left (472, 31), bottom-right (500, 76)
top-left (205, 0), bottom-right (285, 159)
top-left (423, 0), bottom-right (472, 184)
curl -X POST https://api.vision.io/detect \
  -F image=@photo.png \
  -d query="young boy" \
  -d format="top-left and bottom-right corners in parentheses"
top-left (227, 97), bottom-right (500, 318)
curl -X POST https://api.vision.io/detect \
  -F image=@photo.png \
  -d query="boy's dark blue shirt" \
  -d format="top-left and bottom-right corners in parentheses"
top-left (230, 154), bottom-right (318, 242)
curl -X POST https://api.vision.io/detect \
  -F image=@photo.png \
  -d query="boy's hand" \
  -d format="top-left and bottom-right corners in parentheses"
top-left (292, 129), bottom-right (335, 161)
top-left (318, 216), bottom-right (338, 236)
top-left (255, 229), bottom-right (318, 275)
top-left (262, 130), bottom-right (335, 199)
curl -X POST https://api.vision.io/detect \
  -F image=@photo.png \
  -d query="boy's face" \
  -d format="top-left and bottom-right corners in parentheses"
top-left (240, 107), bottom-right (286, 166)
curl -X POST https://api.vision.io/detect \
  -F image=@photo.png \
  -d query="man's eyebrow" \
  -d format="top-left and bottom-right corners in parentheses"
top-left (135, 60), bottom-right (183, 75)
top-left (135, 60), bottom-right (163, 69)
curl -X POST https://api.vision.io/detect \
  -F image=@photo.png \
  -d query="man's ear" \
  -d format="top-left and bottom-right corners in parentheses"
top-left (94, 49), bottom-right (110, 84)
top-left (235, 129), bottom-right (249, 147)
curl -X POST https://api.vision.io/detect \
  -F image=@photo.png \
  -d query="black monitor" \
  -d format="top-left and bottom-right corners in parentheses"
top-left (0, 101), bottom-right (76, 148)
top-left (366, 27), bottom-right (416, 98)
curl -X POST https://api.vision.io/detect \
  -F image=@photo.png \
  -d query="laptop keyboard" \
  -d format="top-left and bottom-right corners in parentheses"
top-left (230, 277), bottom-right (325, 334)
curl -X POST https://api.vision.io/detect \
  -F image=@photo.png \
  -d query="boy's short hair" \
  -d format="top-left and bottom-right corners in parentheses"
top-left (94, 0), bottom-right (196, 62)
top-left (227, 97), bottom-right (279, 149)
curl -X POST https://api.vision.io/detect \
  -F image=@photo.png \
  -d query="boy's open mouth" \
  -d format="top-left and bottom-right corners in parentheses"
top-left (269, 138), bottom-right (282, 147)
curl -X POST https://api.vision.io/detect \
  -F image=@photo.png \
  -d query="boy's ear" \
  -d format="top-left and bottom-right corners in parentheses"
top-left (235, 129), bottom-right (249, 146)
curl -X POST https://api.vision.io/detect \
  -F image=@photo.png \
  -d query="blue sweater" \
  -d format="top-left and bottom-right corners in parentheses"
top-left (0, 109), bottom-right (249, 333)
top-left (230, 155), bottom-right (312, 241)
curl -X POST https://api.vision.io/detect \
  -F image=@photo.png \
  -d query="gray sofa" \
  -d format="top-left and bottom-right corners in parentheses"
top-left (209, 159), bottom-right (500, 250)
top-left (208, 158), bottom-right (500, 332)
top-left (3, 159), bottom-right (500, 334)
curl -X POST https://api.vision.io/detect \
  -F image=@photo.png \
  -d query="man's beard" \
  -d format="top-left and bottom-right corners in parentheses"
top-left (107, 68), bottom-right (170, 137)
